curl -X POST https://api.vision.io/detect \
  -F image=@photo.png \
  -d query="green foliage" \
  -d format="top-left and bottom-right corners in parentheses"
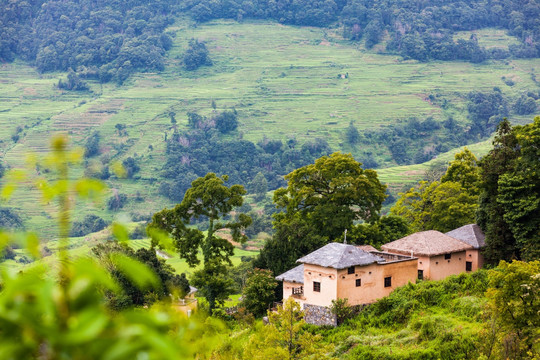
top-left (467, 90), bottom-right (509, 137)
top-left (83, 131), bottom-right (100, 158)
top-left (163, 112), bottom-right (331, 201)
top-left (391, 148), bottom-right (480, 232)
top-left (248, 171), bottom-right (268, 201)
top-left (275, 152), bottom-right (386, 241)
top-left (185, 0), bottom-right (540, 63)
top-left (93, 242), bottom-right (191, 310)
top-left (57, 69), bottom-right (89, 91)
top-left (121, 157), bottom-right (140, 179)
top-left (440, 147), bottom-right (481, 195)
top-left (149, 173), bottom-right (251, 313)
top-left (183, 39), bottom-right (212, 71)
top-left (391, 180), bottom-right (477, 233)
top-left (513, 94), bottom-right (538, 115)
top-left (477, 119), bottom-right (520, 264)
top-left (487, 260), bottom-right (540, 358)
top-left (259, 153), bottom-right (386, 275)
top-left (241, 298), bottom-right (332, 359)
top-left (1, 0), bottom-right (176, 82)
top-left (215, 109), bottom-right (238, 134)
top-left (107, 192), bottom-right (128, 211)
top-left (0, 135), bottom-right (224, 359)
top-left (350, 215), bottom-right (410, 247)
top-left (345, 121), bottom-right (360, 145)
top-left (0, 207), bottom-right (23, 230)
top-left (241, 268), bottom-right (277, 317)
top-left (330, 298), bottom-right (354, 326)
top-left (477, 118), bottom-right (540, 263)
top-left (496, 117), bottom-right (540, 261)
top-left (70, 214), bottom-right (107, 237)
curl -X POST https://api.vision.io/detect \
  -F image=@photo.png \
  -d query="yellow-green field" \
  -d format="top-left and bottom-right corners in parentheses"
top-left (0, 19), bottom-right (538, 240)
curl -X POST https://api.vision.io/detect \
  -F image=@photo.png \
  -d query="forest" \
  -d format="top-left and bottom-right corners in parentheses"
top-left (0, 0), bottom-right (539, 357)
top-left (1, 0), bottom-right (539, 83)
top-left (0, 117), bottom-right (538, 358)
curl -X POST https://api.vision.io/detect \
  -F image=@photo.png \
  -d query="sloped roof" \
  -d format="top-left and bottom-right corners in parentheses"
top-left (446, 224), bottom-right (486, 249)
top-left (276, 264), bottom-right (304, 284)
top-left (356, 244), bottom-right (378, 252)
top-left (297, 242), bottom-right (384, 269)
top-left (381, 230), bottom-right (473, 257)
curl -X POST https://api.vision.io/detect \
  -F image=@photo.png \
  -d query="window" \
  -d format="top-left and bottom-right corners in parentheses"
top-left (313, 281), bottom-right (321, 292)
top-left (466, 261), bottom-right (472, 272)
top-left (418, 270), bottom-right (424, 280)
top-left (444, 253), bottom-right (451, 260)
top-left (384, 276), bottom-right (392, 288)
top-left (356, 279), bottom-right (361, 287)
top-left (347, 266), bottom-right (355, 274)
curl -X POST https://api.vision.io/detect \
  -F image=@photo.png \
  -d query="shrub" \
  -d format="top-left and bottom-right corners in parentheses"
top-left (70, 214), bottom-right (108, 237)
top-left (107, 193), bottom-right (128, 211)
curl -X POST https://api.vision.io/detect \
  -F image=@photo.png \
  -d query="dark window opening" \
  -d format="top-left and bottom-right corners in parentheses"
top-left (347, 266), bottom-right (355, 274)
top-left (418, 270), bottom-right (424, 280)
top-left (444, 253), bottom-right (451, 260)
top-left (313, 281), bottom-right (321, 292)
top-left (384, 276), bottom-right (392, 288)
top-left (466, 261), bottom-right (472, 272)
top-left (356, 279), bottom-right (361, 287)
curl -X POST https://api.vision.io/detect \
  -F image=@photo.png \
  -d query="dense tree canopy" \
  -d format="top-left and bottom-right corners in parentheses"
top-left (257, 153), bottom-right (386, 275)
top-left (391, 149), bottom-right (480, 233)
top-left (477, 119), bottom-right (521, 264)
top-left (490, 117), bottom-right (540, 261)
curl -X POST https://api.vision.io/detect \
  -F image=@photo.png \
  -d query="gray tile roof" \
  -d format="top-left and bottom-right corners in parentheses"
top-left (296, 242), bottom-right (384, 269)
top-left (446, 224), bottom-right (486, 249)
top-left (276, 264), bottom-right (304, 284)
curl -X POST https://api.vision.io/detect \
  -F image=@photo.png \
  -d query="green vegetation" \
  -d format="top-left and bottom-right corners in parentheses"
top-left (213, 265), bottom-right (540, 359)
top-left (1, 18), bottom-right (539, 241)
top-left (391, 148), bottom-right (480, 232)
top-left (479, 117), bottom-right (540, 263)
top-left (257, 153), bottom-right (386, 275)
top-left (149, 173), bottom-right (252, 313)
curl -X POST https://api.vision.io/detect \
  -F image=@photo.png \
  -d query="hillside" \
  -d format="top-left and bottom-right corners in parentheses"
top-left (0, 18), bottom-right (539, 239)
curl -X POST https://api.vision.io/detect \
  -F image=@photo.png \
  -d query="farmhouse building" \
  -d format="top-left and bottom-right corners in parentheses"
top-left (276, 242), bottom-right (417, 325)
top-left (381, 230), bottom-right (474, 281)
top-left (445, 224), bottom-right (485, 272)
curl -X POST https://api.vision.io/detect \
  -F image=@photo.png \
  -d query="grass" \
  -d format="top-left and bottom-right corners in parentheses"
top-left (0, 18), bottom-right (538, 240)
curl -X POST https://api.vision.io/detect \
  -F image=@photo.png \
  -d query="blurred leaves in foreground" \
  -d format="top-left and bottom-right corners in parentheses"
top-left (0, 135), bottom-right (224, 359)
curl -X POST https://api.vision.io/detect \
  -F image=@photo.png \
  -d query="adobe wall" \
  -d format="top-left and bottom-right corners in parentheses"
top-left (466, 249), bottom-right (484, 271)
top-left (282, 281), bottom-right (305, 306)
top-left (302, 264), bottom-right (338, 307)
top-left (337, 258), bottom-right (418, 306)
top-left (427, 251), bottom-right (468, 280)
top-left (417, 255), bottom-right (431, 279)
top-left (304, 304), bottom-right (337, 326)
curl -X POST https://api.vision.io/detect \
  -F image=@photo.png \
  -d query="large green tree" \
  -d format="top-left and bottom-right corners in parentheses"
top-left (241, 268), bottom-right (277, 317)
top-left (476, 119), bottom-right (521, 263)
top-left (391, 148), bottom-right (481, 233)
top-left (149, 173), bottom-right (252, 313)
top-left (493, 117), bottom-right (540, 261)
top-left (258, 152), bottom-right (386, 275)
top-left (487, 260), bottom-right (540, 358)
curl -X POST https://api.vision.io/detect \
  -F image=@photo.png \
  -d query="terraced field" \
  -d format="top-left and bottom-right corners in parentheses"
top-left (0, 19), bottom-right (538, 241)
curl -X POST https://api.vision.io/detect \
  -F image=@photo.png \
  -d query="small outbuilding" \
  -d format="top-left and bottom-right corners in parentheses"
top-left (445, 224), bottom-right (485, 272)
top-left (381, 230), bottom-right (473, 281)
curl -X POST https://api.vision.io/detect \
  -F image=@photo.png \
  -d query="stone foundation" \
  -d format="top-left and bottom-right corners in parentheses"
top-left (303, 304), bottom-right (337, 326)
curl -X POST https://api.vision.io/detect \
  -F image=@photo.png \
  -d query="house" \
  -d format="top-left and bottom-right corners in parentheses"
top-left (445, 224), bottom-right (485, 272)
top-left (276, 242), bottom-right (417, 325)
top-left (381, 230), bottom-right (474, 281)
top-left (171, 286), bottom-right (198, 316)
